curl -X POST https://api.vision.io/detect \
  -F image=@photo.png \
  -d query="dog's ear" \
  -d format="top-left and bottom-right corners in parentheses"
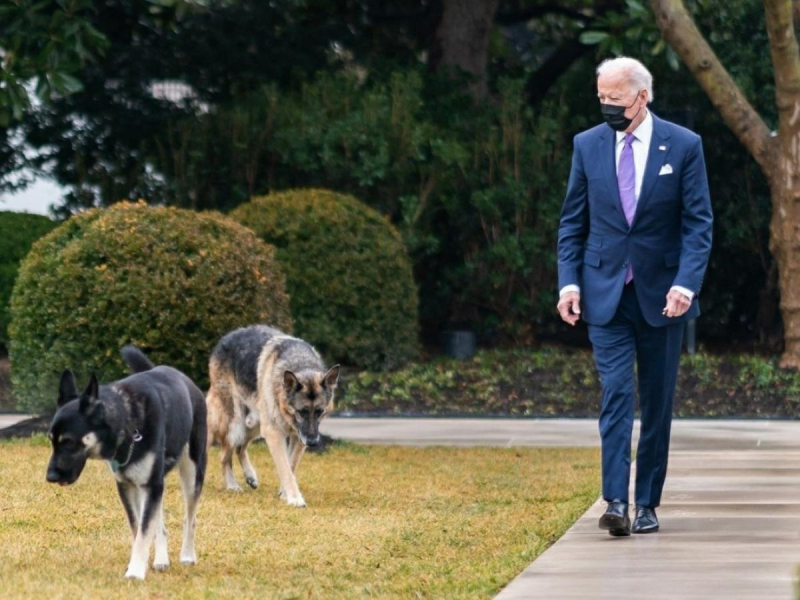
top-left (79, 373), bottom-right (99, 412)
top-left (86, 402), bottom-right (105, 427)
top-left (283, 370), bottom-right (300, 394)
top-left (323, 365), bottom-right (340, 390)
top-left (58, 370), bottom-right (78, 407)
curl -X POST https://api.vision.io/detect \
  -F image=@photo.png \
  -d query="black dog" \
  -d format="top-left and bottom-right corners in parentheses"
top-left (46, 346), bottom-right (207, 580)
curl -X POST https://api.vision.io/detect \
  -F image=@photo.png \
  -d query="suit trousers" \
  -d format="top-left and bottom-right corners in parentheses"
top-left (587, 281), bottom-right (684, 508)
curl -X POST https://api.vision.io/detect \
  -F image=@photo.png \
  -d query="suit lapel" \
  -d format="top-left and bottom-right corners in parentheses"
top-left (599, 127), bottom-right (629, 229)
top-left (632, 113), bottom-right (671, 227)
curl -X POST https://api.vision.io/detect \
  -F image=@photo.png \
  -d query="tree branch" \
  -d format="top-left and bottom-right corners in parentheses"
top-left (525, 37), bottom-right (589, 104)
top-left (764, 0), bottom-right (800, 133)
top-left (651, 0), bottom-right (774, 175)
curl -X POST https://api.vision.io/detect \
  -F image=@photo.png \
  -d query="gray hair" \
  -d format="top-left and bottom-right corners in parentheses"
top-left (596, 57), bottom-right (654, 103)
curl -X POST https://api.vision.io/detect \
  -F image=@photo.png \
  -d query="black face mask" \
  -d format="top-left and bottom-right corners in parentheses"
top-left (601, 93), bottom-right (643, 132)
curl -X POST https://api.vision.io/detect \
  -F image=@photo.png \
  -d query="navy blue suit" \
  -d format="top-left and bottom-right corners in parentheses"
top-left (557, 113), bottom-right (712, 507)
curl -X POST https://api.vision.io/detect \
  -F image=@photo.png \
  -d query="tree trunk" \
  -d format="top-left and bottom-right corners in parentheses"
top-left (650, 0), bottom-right (800, 366)
top-left (764, 0), bottom-right (800, 366)
top-left (768, 156), bottom-right (800, 366)
top-left (430, 0), bottom-right (500, 102)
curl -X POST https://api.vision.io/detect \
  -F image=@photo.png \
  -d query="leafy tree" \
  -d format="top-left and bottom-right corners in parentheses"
top-left (0, 0), bottom-right (107, 125)
top-left (0, 0), bottom-right (107, 192)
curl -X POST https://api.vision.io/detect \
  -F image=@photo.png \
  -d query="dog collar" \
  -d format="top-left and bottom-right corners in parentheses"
top-left (111, 430), bottom-right (142, 472)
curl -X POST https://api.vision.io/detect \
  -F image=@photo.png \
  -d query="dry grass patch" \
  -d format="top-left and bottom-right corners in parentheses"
top-left (0, 437), bottom-right (598, 599)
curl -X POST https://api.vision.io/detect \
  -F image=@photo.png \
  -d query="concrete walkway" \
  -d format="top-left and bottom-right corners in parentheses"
top-left (320, 418), bottom-right (800, 600)
top-left (0, 414), bottom-right (30, 429)
top-left (4, 414), bottom-right (800, 598)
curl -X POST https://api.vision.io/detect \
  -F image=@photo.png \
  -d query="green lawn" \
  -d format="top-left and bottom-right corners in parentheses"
top-left (0, 437), bottom-right (599, 599)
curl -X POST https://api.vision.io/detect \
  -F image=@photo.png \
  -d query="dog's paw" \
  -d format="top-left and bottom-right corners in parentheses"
top-left (226, 483), bottom-right (243, 493)
top-left (153, 561), bottom-right (170, 572)
top-left (180, 556), bottom-right (197, 566)
top-left (245, 476), bottom-right (258, 490)
top-left (284, 494), bottom-right (307, 508)
top-left (124, 566), bottom-right (146, 580)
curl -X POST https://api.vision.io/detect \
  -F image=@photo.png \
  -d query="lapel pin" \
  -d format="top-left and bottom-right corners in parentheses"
top-left (659, 145), bottom-right (666, 151)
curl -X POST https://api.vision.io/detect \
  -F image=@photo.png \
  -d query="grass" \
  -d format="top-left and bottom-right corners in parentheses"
top-left (0, 437), bottom-right (599, 599)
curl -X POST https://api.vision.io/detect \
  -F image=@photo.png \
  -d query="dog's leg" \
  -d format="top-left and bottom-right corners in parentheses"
top-left (263, 427), bottom-right (305, 507)
top-left (125, 483), bottom-right (163, 580)
top-left (152, 502), bottom-right (169, 571)
top-left (117, 482), bottom-right (140, 539)
top-left (237, 441), bottom-right (259, 489)
top-left (178, 451), bottom-right (200, 565)
top-left (220, 442), bottom-right (242, 492)
top-left (277, 436), bottom-right (289, 499)
top-left (208, 380), bottom-right (240, 491)
top-left (288, 435), bottom-right (306, 474)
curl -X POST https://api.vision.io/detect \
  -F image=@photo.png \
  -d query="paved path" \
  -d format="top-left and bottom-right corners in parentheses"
top-left (321, 418), bottom-right (800, 600)
top-left (0, 414), bottom-right (30, 429)
top-left (4, 415), bottom-right (800, 598)
top-left (322, 417), bottom-right (800, 450)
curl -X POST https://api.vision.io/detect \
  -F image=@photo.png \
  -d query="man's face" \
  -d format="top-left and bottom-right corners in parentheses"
top-left (597, 72), bottom-right (646, 118)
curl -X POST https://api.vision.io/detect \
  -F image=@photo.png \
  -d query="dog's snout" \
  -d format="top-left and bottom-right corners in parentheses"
top-left (306, 437), bottom-right (320, 448)
top-left (46, 469), bottom-right (61, 483)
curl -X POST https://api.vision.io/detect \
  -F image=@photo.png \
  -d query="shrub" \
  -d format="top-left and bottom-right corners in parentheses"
top-left (9, 201), bottom-right (292, 413)
top-left (0, 212), bottom-right (57, 348)
top-left (230, 189), bottom-right (419, 369)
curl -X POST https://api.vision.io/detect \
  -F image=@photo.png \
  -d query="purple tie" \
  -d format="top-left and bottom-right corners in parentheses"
top-left (618, 133), bottom-right (636, 283)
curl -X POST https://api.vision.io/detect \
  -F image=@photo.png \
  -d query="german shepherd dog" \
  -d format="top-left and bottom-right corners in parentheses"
top-left (206, 325), bottom-right (339, 506)
top-left (46, 346), bottom-right (207, 580)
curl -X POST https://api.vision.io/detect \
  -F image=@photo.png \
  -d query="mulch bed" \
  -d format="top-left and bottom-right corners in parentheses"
top-left (335, 348), bottom-right (800, 419)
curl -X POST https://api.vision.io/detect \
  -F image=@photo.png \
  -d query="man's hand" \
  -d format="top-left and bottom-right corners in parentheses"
top-left (557, 291), bottom-right (581, 326)
top-left (663, 289), bottom-right (691, 318)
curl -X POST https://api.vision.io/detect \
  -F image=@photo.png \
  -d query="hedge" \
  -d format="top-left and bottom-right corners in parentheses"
top-left (0, 212), bottom-right (57, 348)
top-left (231, 189), bottom-right (419, 370)
top-left (9, 201), bottom-right (292, 412)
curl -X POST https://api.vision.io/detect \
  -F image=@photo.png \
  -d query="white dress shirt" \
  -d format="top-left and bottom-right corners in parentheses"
top-left (560, 109), bottom-right (695, 302)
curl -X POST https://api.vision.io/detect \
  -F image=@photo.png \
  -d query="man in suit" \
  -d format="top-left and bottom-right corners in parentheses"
top-left (556, 57), bottom-right (712, 536)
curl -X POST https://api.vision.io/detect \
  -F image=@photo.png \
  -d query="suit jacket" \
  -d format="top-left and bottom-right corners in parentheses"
top-left (557, 112), bottom-right (713, 327)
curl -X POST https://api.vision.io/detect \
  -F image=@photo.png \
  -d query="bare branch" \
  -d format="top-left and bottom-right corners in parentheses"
top-left (650, 0), bottom-right (774, 175)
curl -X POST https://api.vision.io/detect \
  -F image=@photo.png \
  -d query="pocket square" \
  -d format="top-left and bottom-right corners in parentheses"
top-left (659, 164), bottom-right (673, 176)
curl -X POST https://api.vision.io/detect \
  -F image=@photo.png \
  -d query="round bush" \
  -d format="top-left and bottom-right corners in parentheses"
top-left (0, 212), bottom-right (57, 348)
top-left (9, 201), bottom-right (292, 413)
top-left (230, 189), bottom-right (419, 370)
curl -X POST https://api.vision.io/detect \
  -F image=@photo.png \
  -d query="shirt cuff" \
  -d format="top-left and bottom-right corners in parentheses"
top-left (670, 285), bottom-right (694, 301)
top-left (560, 285), bottom-right (580, 297)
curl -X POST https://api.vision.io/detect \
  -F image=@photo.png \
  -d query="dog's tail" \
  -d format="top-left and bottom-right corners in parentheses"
top-left (121, 345), bottom-right (156, 374)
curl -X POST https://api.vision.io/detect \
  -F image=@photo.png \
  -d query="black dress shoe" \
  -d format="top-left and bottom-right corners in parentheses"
top-left (598, 500), bottom-right (630, 537)
top-left (632, 506), bottom-right (659, 533)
